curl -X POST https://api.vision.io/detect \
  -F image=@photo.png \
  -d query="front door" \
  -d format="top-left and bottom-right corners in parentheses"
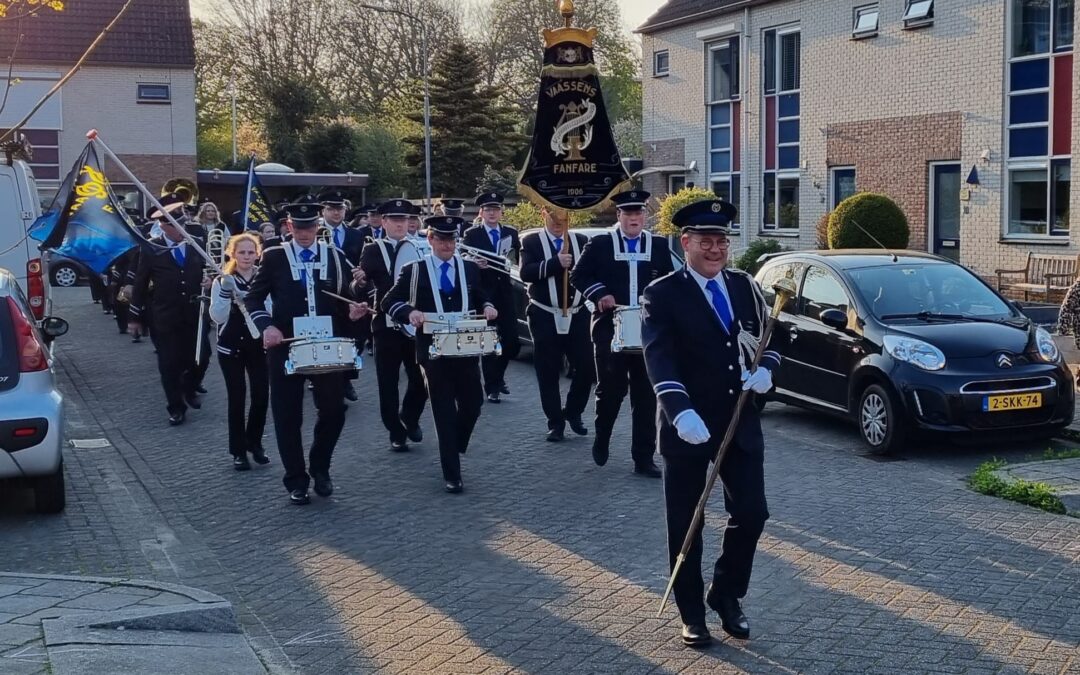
top-left (930, 163), bottom-right (961, 261)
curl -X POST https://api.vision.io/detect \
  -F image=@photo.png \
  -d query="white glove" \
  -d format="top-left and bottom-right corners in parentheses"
top-left (674, 410), bottom-right (711, 445)
top-left (219, 275), bottom-right (237, 293)
top-left (741, 367), bottom-right (773, 394)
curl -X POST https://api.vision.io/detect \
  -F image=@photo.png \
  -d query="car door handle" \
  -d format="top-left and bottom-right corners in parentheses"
top-left (788, 326), bottom-right (798, 341)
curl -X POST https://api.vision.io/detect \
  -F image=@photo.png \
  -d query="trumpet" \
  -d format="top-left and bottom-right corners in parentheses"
top-left (317, 223), bottom-right (333, 246)
top-left (161, 177), bottom-right (198, 207)
top-left (458, 243), bottom-right (512, 276)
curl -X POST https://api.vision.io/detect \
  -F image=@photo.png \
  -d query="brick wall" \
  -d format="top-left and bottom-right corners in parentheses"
top-left (109, 154), bottom-right (197, 195)
top-left (641, 138), bottom-right (685, 200)
top-left (827, 113), bottom-right (963, 251)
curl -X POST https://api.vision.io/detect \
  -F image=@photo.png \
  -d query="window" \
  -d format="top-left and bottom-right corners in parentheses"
top-left (653, 50), bottom-right (670, 77)
top-left (668, 174), bottom-right (686, 194)
top-left (1006, 0), bottom-right (1072, 238)
top-left (707, 36), bottom-right (741, 230)
top-left (759, 261), bottom-right (804, 312)
top-left (799, 265), bottom-right (849, 323)
top-left (830, 167), bottom-right (857, 208)
top-left (903, 0), bottom-right (934, 28)
top-left (853, 5), bottom-right (879, 38)
top-left (763, 27), bottom-right (800, 231)
top-left (137, 83), bottom-right (170, 103)
top-left (0, 128), bottom-right (60, 181)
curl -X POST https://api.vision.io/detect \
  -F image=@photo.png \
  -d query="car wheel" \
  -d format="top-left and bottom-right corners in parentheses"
top-left (33, 462), bottom-right (66, 514)
top-left (858, 384), bottom-right (904, 455)
top-left (51, 264), bottom-right (79, 287)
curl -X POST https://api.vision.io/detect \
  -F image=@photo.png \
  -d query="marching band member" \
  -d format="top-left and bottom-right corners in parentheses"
top-left (570, 190), bottom-right (673, 477)
top-left (357, 207), bottom-right (388, 242)
top-left (519, 206), bottom-right (594, 442)
top-left (128, 193), bottom-right (210, 426)
top-left (243, 195), bottom-right (370, 506)
top-left (258, 222), bottom-right (278, 244)
top-left (359, 200), bottom-right (428, 452)
top-left (210, 233), bottom-right (270, 471)
top-left (462, 192), bottom-right (520, 403)
top-left (381, 216), bottom-right (497, 493)
top-left (349, 203), bottom-right (375, 230)
top-left (321, 190), bottom-right (366, 402)
top-left (642, 198), bottom-right (783, 646)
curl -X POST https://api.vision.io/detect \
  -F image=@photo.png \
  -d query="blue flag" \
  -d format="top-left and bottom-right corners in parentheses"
top-left (29, 142), bottom-right (162, 274)
top-left (242, 156), bottom-right (275, 231)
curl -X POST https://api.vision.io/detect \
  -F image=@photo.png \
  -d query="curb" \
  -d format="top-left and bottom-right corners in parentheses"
top-left (0, 572), bottom-right (230, 605)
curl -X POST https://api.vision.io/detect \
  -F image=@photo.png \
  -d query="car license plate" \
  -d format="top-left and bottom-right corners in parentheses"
top-left (982, 393), bottom-right (1042, 412)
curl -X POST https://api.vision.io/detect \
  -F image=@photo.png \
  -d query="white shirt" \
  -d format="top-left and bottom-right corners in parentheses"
top-left (483, 224), bottom-right (501, 240)
top-left (331, 224), bottom-right (347, 247)
top-left (291, 240), bottom-right (317, 258)
top-left (686, 265), bottom-right (734, 323)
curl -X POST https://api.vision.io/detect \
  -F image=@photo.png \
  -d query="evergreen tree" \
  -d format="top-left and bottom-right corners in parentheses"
top-left (406, 39), bottom-right (524, 197)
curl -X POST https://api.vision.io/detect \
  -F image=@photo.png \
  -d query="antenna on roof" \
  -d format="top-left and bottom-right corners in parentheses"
top-left (851, 218), bottom-right (897, 263)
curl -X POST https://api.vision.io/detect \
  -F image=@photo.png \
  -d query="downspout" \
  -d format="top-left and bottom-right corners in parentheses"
top-left (741, 6), bottom-right (751, 250)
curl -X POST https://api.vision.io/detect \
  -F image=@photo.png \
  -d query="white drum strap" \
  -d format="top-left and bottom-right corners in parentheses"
top-left (423, 254), bottom-right (470, 315)
top-left (539, 231), bottom-right (583, 310)
top-left (610, 230), bottom-right (652, 308)
top-left (284, 241), bottom-right (327, 317)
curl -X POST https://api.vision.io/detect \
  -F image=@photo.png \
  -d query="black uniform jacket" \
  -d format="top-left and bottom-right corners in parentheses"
top-left (129, 237), bottom-right (206, 329)
top-left (380, 257), bottom-right (493, 364)
top-left (327, 224), bottom-right (365, 267)
top-left (461, 223), bottom-right (519, 304)
top-left (519, 229), bottom-right (590, 309)
top-left (641, 267), bottom-right (785, 460)
top-left (359, 238), bottom-right (428, 336)
top-left (243, 242), bottom-right (355, 340)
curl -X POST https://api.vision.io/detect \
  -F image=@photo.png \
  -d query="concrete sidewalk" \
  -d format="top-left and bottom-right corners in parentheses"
top-left (993, 458), bottom-right (1080, 517)
top-left (0, 572), bottom-right (268, 675)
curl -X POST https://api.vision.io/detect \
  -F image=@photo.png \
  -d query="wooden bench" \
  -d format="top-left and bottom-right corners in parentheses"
top-left (996, 252), bottom-right (1080, 301)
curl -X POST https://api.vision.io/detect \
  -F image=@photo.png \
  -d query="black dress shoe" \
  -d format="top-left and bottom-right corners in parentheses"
top-left (566, 415), bottom-right (588, 436)
top-left (119, 328), bottom-right (128, 335)
top-left (444, 480), bottom-right (464, 494)
top-left (183, 393), bottom-right (202, 410)
top-left (289, 489), bottom-right (311, 506)
top-left (486, 392), bottom-right (501, 404)
top-left (233, 455), bottom-right (251, 471)
top-left (546, 427), bottom-right (565, 442)
top-left (591, 439), bottom-right (609, 466)
top-left (344, 382), bottom-right (358, 401)
top-left (250, 446), bottom-right (270, 465)
top-left (406, 425), bottom-right (423, 443)
top-left (390, 440), bottom-right (409, 452)
top-left (168, 411), bottom-right (185, 426)
top-left (313, 474), bottom-right (334, 497)
top-left (707, 590), bottom-right (750, 640)
top-left (196, 385), bottom-right (208, 394)
top-left (500, 384), bottom-right (510, 395)
top-left (131, 335), bottom-right (142, 343)
top-left (633, 461), bottom-right (663, 478)
top-left (681, 623), bottom-right (713, 648)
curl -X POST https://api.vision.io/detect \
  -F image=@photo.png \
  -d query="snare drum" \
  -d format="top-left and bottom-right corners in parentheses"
top-left (285, 338), bottom-right (363, 375)
top-left (611, 307), bottom-right (643, 353)
top-left (427, 319), bottom-right (502, 359)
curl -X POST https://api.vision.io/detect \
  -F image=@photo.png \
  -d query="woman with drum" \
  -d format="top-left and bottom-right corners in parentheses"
top-left (210, 233), bottom-right (271, 471)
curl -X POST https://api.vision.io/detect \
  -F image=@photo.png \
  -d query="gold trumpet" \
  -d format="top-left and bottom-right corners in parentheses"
top-left (458, 243), bottom-right (512, 276)
top-left (161, 177), bottom-right (198, 206)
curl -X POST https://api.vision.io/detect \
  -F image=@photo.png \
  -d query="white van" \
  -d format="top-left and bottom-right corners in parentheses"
top-left (0, 157), bottom-right (48, 320)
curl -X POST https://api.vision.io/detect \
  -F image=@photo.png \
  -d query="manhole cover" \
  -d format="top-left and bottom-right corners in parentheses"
top-left (70, 438), bottom-right (111, 449)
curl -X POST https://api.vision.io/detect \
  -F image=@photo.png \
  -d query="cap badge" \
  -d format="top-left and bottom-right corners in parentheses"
top-left (712, 203), bottom-right (722, 213)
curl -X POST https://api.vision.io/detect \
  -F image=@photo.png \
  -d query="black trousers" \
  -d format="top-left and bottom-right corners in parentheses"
top-left (527, 307), bottom-right (594, 431)
top-left (267, 346), bottom-right (347, 492)
top-left (108, 283), bottom-right (128, 331)
top-left (420, 357), bottom-right (483, 482)
top-left (218, 345), bottom-right (269, 457)
top-left (662, 440), bottom-right (769, 625)
top-left (592, 320), bottom-right (655, 462)
top-left (373, 328), bottom-right (427, 443)
top-left (194, 304), bottom-right (213, 387)
top-left (152, 318), bottom-right (199, 415)
top-left (481, 299), bottom-right (520, 395)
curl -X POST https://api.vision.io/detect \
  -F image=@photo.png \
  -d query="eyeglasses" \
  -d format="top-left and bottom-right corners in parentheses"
top-left (691, 237), bottom-right (731, 251)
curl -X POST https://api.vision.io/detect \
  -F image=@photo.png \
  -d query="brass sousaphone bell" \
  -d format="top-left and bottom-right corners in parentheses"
top-left (161, 177), bottom-right (199, 206)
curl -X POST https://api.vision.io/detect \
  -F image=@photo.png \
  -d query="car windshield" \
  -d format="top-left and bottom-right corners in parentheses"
top-left (846, 263), bottom-right (1016, 321)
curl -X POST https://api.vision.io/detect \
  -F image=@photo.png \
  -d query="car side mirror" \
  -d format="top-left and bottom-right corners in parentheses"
top-left (41, 316), bottom-right (69, 341)
top-left (820, 308), bottom-right (848, 330)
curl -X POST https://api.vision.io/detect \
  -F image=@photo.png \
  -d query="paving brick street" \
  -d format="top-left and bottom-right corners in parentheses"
top-left (2, 288), bottom-right (1079, 674)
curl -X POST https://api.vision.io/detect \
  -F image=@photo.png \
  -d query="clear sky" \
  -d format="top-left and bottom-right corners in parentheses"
top-left (191, 0), bottom-right (669, 34)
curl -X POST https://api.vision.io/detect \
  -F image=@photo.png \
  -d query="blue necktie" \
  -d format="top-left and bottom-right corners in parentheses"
top-left (553, 236), bottom-right (563, 252)
top-left (374, 228), bottom-right (383, 239)
top-left (172, 245), bottom-right (185, 267)
top-left (625, 237), bottom-right (638, 253)
top-left (439, 261), bottom-right (453, 293)
top-left (299, 248), bottom-right (314, 285)
top-left (334, 228), bottom-right (343, 249)
top-left (705, 279), bottom-right (733, 331)
top-left (489, 228), bottom-right (500, 251)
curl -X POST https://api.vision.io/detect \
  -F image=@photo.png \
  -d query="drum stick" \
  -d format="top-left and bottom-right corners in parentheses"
top-left (321, 289), bottom-right (363, 305)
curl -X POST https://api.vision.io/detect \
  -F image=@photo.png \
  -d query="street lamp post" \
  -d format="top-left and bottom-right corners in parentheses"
top-left (358, 1), bottom-right (432, 213)
top-left (227, 72), bottom-right (238, 165)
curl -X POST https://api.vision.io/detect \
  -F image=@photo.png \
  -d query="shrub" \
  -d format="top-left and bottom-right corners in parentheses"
top-left (734, 239), bottom-right (785, 275)
top-left (828, 193), bottom-right (909, 250)
top-left (968, 459), bottom-right (1066, 514)
top-left (502, 201), bottom-right (593, 231)
top-left (655, 186), bottom-right (717, 237)
top-left (816, 211), bottom-right (831, 249)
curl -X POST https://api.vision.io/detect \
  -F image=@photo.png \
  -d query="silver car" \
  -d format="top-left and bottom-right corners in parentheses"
top-left (0, 268), bottom-right (68, 513)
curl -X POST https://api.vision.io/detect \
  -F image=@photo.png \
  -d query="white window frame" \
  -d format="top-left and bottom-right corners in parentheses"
top-left (903, 0), bottom-right (934, 28)
top-left (707, 35), bottom-right (741, 232)
top-left (852, 4), bottom-right (880, 39)
top-left (709, 177), bottom-right (741, 231)
top-left (762, 25), bottom-right (801, 233)
top-left (136, 83), bottom-right (171, 103)
top-left (653, 50), bottom-right (670, 77)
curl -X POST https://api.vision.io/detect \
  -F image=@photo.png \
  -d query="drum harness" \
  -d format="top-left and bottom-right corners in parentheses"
top-left (610, 229), bottom-right (653, 308)
top-left (528, 231), bottom-right (584, 334)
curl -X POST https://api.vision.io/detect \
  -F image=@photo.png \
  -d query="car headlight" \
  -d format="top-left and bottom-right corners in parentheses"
top-left (1035, 327), bottom-right (1060, 362)
top-left (882, 335), bottom-right (946, 371)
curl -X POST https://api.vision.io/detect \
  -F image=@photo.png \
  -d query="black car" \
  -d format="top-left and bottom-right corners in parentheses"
top-left (754, 250), bottom-right (1074, 454)
top-left (45, 253), bottom-right (92, 288)
top-left (508, 227), bottom-right (684, 349)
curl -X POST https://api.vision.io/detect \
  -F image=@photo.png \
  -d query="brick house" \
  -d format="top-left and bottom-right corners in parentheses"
top-left (638, 0), bottom-right (1078, 277)
top-left (0, 0), bottom-right (195, 210)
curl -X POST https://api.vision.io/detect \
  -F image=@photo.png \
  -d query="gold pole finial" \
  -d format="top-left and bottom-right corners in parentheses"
top-left (557, 0), bottom-right (575, 27)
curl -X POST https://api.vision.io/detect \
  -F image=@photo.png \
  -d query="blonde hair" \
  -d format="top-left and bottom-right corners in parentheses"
top-left (223, 232), bottom-right (262, 275)
top-left (196, 201), bottom-right (220, 223)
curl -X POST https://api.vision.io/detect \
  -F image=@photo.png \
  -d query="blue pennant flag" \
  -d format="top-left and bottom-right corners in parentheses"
top-left (242, 156), bottom-right (276, 231)
top-left (29, 142), bottom-right (163, 274)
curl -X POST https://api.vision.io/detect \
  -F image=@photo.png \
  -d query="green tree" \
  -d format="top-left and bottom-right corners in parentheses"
top-left (261, 74), bottom-right (322, 169)
top-left (828, 193), bottom-right (910, 249)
